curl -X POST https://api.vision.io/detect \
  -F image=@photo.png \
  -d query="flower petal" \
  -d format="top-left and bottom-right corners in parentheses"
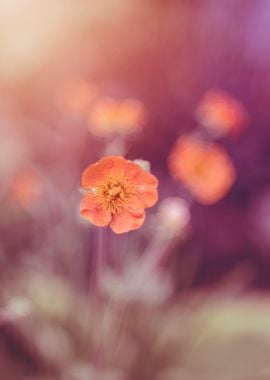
top-left (134, 170), bottom-right (158, 187)
top-left (80, 193), bottom-right (111, 226)
top-left (81, 156), bottom-right (127, 189)
top-left (126, 196), bottom-right (145, 215)
top-left (125, 162), bottom-right (158, 207)
top-left (110, 210), bottom-right (145, 234)
top-left (137, 187), bottom-right (159, 208)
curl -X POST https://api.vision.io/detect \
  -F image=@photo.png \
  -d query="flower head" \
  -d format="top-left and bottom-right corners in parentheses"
top-left (168, 135), bottom-right (236, 204)
top-left (197, 90), bottom-right (248, 137)
top-left (8, 168), bottom-right (42, 208)
top-left (56, 79), bottom-right (99, 115)
top-left (87, 97), bottom-right (147, 137)
top-left (80, 156), bottom-right (158, 233)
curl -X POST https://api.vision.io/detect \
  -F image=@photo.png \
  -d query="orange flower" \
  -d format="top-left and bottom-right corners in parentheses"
top-left (80, 156), bottom-right (158, 233)
top-left (197, 90), bottom-right (248, 137)
top-left (9, 168), bottom-right (42, 207)
top-left (56, 79), bottom-right (99, 115)
top-left (87, 97), bottom-right (147, 136)
top-left (168, 135), bottom-right (236, 204)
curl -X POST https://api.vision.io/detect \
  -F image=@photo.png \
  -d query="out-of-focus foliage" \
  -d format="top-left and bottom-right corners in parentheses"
top-left (1, 270), bottom-right (270, 380)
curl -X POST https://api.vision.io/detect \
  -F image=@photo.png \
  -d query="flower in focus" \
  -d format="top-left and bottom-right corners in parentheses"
top-left (87, 97), bottom-right (147, 136)
top-left (56, 79), bottom-right (99, 115)
top-left (168, 135), bottom-right (236, 204)
top-left (80, 156), bottom-right (158, 233)
top-left (196, 90), bottom-right (248, 137)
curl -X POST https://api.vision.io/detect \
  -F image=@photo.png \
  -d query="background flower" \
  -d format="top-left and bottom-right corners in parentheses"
top-left (168, 135), bottom-right (236, 204)
top-left (196, 90), bottom-right (248, 137)
top-left (87, 97), bottom-right (147, 137)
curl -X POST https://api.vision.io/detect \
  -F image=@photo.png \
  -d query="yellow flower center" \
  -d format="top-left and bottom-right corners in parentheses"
top-left (93, 178), bottom-right (136, 214)
top-left (105, 182), bottom-right (124, 198)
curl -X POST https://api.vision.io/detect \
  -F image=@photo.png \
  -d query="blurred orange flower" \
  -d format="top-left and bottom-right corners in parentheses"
top-left (80, 156), bottom-right (158, 233)
top-left (168, 135), bottom-right (236, 204)
top-left (87, 97), bottom-right (147, 136)
top-left (56, 79), bottom-right (99, 115)
top-left (197, 90), bottom-right (248, 137)
top-left (8, 168), bottom-right (42, 207)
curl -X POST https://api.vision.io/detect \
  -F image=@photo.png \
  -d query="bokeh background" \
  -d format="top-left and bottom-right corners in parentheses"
top-left (2, 1), bottom-right (270, 379)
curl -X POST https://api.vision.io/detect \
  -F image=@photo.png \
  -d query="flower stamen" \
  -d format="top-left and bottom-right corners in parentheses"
top-left (92, 178), bottom-right (135, 214)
